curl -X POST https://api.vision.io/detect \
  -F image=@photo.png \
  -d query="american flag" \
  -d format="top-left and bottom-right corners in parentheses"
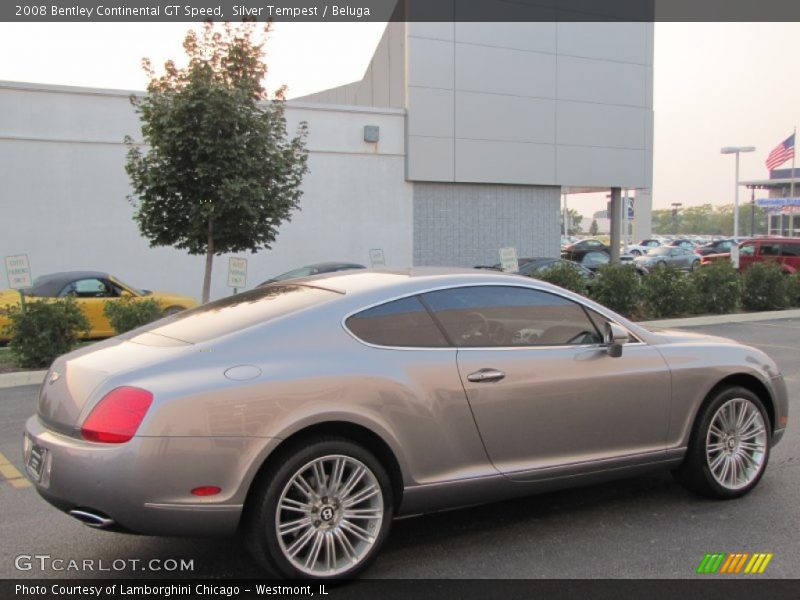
top-left (766, 133), bottom-right (795, 171)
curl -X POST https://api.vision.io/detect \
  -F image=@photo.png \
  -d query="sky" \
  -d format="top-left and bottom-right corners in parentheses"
top-left (1, 21), bottom-right (798, 218)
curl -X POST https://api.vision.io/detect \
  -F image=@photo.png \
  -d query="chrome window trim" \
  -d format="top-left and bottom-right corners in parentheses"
top-left (341, 281), bottom-right (644, 352)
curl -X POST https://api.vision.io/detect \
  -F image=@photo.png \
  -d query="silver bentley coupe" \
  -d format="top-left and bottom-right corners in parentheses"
top-left (23, 268), bottom-right (788, 579)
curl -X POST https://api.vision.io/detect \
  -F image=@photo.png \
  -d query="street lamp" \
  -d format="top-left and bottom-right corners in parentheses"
top-left (721, 146), bottom-right (756, 241)
top-left (671, 202), bottom-right (682, 235)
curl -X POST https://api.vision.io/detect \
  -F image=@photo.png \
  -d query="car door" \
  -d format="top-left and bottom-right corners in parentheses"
top-left (738, 241), bottom-right (757, 270)
top-left (666, 247), bottom-right (682, 267)
top-left (421, 285), bottom-right (671, 480)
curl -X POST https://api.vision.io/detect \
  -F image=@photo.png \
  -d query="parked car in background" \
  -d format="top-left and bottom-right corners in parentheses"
top-left (664, 239), bottom-right (697, 251)
top-left (701, 237), bottom-right (800, 273)
top-left (695, 238), bottom-right (737, 256)
top-left (23, 268), bottom-right (788, 579)
top-left (517, 257), bottom-right (594, 281)
top-left (0, 271), bottom-right (197, 340)
top-left (634, 246), bottom-right (701, 271)
top-left (627, 239), bottom-right (661, 256)
top-left (258, 262), bottom-right (366, 286)
top-left (562, 239), bottom-right (610, 257)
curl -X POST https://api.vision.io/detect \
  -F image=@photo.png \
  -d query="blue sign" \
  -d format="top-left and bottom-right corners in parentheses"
top-left (756, 198), bottom-right (800, 207)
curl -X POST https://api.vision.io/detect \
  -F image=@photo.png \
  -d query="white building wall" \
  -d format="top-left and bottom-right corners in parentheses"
top-left (0, 82), bottom-right (411, 301)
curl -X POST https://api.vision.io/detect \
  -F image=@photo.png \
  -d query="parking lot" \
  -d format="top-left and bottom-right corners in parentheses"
top-left (0, 318), bottom-right (798, 580)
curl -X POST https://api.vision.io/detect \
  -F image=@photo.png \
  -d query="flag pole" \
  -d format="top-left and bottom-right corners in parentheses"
top-left (792, 127), bottom-right (797, 199)
top-left (791, 127), bottom-right (797, 237)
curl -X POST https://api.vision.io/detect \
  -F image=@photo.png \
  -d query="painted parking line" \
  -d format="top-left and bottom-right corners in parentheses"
top-left (0, 452), bottom-right (31, 489)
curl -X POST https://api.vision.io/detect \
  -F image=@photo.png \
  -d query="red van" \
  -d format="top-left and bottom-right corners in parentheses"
top-left (701, 237), bottom-right (800, 273)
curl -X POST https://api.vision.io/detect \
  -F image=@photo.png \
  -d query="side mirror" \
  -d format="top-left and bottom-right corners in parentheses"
top-left (604, 322), bottom-right (630, 358)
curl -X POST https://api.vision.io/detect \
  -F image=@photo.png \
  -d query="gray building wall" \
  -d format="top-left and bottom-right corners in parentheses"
top-left (405, 21), bottom-right (653, 189)
top-left (413, 183), bottom-right (560, 267)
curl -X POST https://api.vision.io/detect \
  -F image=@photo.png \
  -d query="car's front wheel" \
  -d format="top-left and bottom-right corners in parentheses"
top-left (245, 437), bottom-right (393, 579)
top-left (674, 386), bottom-right (771, 499)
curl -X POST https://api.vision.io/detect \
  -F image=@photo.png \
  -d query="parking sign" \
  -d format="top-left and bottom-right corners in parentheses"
top-left (227, 257), bottom-right (248, 289)
top-left (4, 254), bottom-right (32, 289)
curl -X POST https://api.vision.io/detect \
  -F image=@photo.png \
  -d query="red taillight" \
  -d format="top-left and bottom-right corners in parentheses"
top-left (191, 486), bottom-right (221, 496)
top-left (81, 386), bottom-right (153, 444)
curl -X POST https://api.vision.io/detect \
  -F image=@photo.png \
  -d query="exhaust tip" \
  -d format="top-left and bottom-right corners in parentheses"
top-left (68, 509), bottom-right (115, 529)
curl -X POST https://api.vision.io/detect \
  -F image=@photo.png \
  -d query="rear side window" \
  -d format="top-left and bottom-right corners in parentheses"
top-left (781, 243), bottom-right (800, 257)
top-left (346, 296), bottom-right (449, 348)
top-left (760, 244), bottom-right (781, 257)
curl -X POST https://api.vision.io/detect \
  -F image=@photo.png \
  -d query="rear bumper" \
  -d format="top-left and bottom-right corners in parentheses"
top-left (23, 415), bottom-right (274, 536)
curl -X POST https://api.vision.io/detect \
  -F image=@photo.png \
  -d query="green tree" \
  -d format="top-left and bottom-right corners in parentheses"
top-left (125, 22), bottom-right (309, 302)
top-left (561, 208), bottom-right (584, 235)
top-left (589, 219), bottom-right (599, 236)
top-left (651, 203), bottom-right (768, 237)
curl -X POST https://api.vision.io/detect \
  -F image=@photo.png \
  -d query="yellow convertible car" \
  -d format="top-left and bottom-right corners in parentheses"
top-left (0, 271), bottom-right (198, 340)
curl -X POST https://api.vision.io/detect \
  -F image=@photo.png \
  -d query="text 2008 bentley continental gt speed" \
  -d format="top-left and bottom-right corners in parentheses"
top-left (23, 269), bottom-right (788, 579)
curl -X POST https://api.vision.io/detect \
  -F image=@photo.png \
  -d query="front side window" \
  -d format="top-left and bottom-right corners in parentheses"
top-left (346, 296), bottom-right (449, 348)
top-left (62, 278), bottom-right (119, 298)
top-left (739, 243), bottom-right (756, 256)
top-left (423, 286), bottom-right (602, 348)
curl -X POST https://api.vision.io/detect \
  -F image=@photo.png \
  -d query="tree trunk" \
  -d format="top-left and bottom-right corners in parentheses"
top-left (202, 221), bottom-right (214, 303)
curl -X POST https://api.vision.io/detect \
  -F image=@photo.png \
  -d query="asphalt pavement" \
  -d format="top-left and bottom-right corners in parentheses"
top-left (0, 319), bottom-right (798, 579)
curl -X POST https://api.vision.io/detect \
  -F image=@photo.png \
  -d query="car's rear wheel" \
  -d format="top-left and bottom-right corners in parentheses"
top-left (162, 306), bottom-right (185, 316)
top-left (674, 386), bottom-right (770, 499)
top-left (245, 437), bottom-right (393, 579)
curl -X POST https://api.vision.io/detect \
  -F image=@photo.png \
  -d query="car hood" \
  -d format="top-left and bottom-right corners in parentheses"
top-left (646, 328), bottom-right (735, 346)
top-left (146, 291), bottom-right (198, 306)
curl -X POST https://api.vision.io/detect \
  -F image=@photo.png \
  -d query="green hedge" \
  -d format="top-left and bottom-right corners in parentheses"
top-left (535, 262), bottom-right (589, 296)
top-left (588, 264), bottom-right (641, 318)
top-left (741, 263), bottom-right (788, 311)
top-left (103, 297), bottom-right (164, 334)
top-left (1, 298), bottom-right (89, 368)
top-left (690, 260), bottom-right (741, 314)
top-left (640, 265), bottom-right (696, 318)
top-left (527, 258), bottom-right (795, 320)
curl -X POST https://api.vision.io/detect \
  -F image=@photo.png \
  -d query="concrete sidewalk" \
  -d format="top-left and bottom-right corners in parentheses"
top-left (2, 307), bottom-right (800, 390)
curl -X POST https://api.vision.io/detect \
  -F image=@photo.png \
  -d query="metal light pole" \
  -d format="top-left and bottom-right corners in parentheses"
top-left (721, 146), bottom-right (756, 241)
top-left (671, 202), bottom-right (682, 235)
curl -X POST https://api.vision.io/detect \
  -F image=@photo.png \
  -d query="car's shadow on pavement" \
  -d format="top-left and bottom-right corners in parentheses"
top-left (69, 470), bottom-right (705, 579)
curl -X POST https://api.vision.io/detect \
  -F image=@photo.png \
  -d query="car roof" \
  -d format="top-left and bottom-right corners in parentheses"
top-left (28, 271), bottom-right (111, 296)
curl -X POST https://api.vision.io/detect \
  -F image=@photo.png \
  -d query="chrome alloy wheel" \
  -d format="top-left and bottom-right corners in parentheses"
top-left (275, 455), bottom-right (384, 577)
top-left (705, 398), bottom-right (768, 491)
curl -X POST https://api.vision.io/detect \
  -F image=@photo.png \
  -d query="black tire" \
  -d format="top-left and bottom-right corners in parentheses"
top-left (163, 305), bottom-right (185, 316)
top-left (690, 260), bottom-right (699, 271)
top-left (245, 436), bottom-right (394, 579)
top-left (674, 386), bottom-right (771, 499)
top-left (631, 250), bottom-right (641, 256)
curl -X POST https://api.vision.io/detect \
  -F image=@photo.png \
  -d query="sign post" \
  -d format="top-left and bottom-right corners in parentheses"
top-left (499, 247), bottom-right (519, 273)
top-left (227, 257), bottom-right (248, 294)
top-left (4, 254), bottom-right (32, 313)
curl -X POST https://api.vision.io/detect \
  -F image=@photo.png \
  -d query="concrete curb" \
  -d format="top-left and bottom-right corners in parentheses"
top-left (1, 309), bottom-right (799, 390)
top-left (0, 370), bottom-right (47, 389)
top-left (637, 308), bottom-right (800, 329)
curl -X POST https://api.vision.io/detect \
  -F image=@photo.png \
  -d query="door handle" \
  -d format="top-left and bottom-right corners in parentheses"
top-left (467, 368), bottom-right (506, 383)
